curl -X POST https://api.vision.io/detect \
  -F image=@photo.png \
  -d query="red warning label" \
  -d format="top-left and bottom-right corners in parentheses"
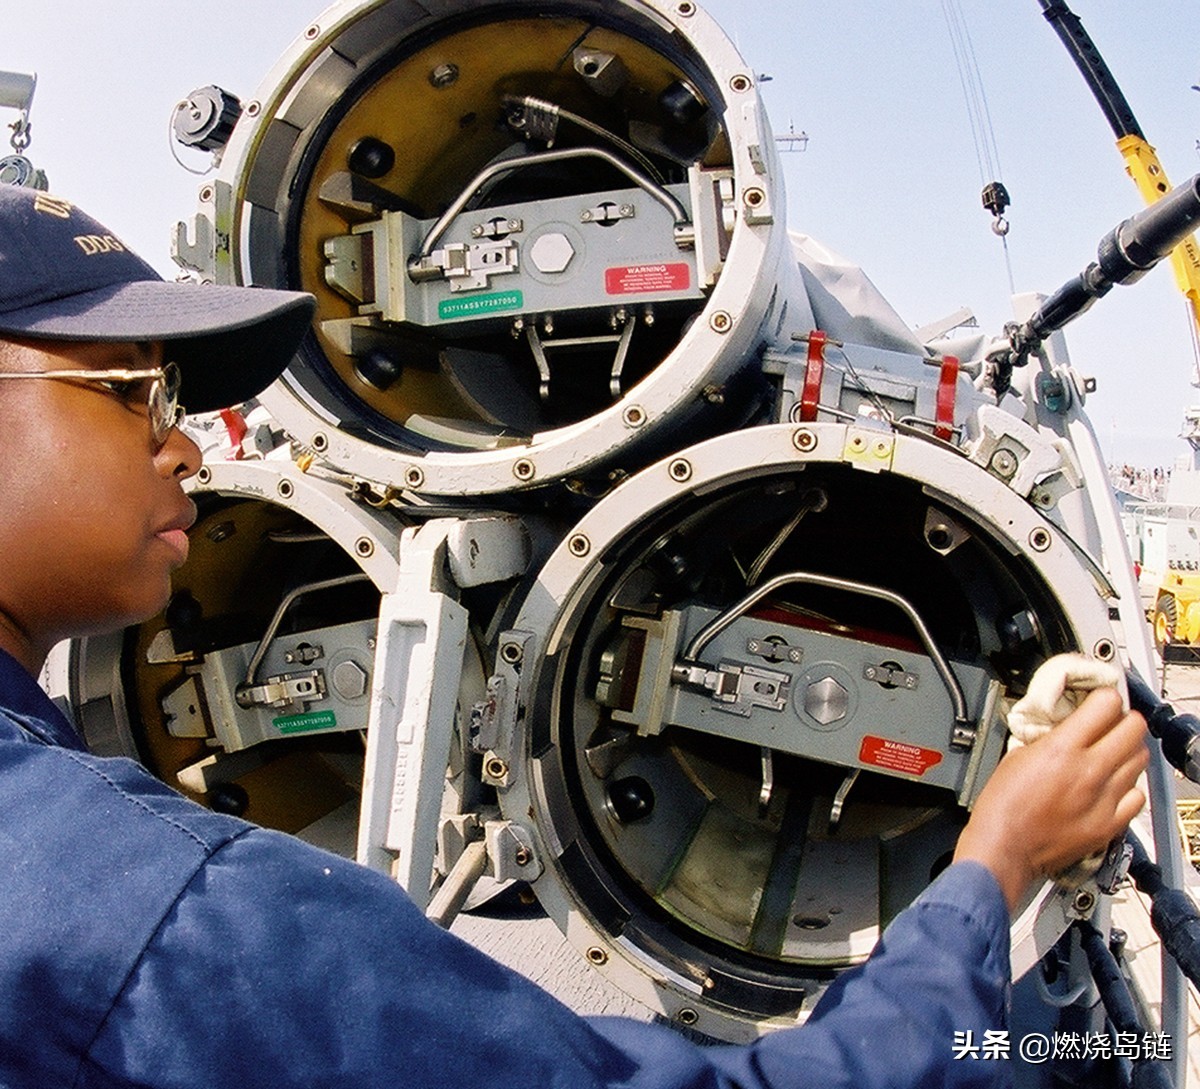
top-left (858, 736), bottom-right (943, 777)
top-left (605, 262), bottom-right (691, 295)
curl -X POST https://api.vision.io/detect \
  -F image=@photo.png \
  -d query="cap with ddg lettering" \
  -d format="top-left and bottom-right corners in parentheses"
top-left (0, 185), bottom-right (314, 411)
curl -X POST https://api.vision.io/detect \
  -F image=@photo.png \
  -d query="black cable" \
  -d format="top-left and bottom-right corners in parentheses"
top-left (1126, 670), bottom-right (1200, 785)
top-left (1125, 833), bottom-right (1200, 991)
top-left (1077, 923), bottom-right (1173, 1089)
top-left (1038, 0), bottom-right (1145, 141)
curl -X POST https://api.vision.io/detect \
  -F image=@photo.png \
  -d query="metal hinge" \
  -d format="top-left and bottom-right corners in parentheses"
top-left (236, 669), bottom-right (325, 709)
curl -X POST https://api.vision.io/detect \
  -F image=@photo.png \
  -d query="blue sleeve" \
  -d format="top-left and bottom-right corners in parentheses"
top-left (589, 862), bottom-right (1013, 1089)
top-left (82, 830), bottom-right (1011, 1089)
top-left (747, 860), bottom-right (1012, 1086)
top-left (81, 829), bottom-right (643, 1089)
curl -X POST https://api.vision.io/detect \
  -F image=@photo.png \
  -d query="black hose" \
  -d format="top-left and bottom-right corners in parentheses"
top-left (1126, 671), bottom-right (1200, 785)
top-left (1022, 174), bottom-right (1200, 344)
top-left (1038, 0), bottom-right (1145, 141)
top-left (1077, 923), bottom-right (1173, 1089)
top-left (1099, 175), bottom-right (1200, 284)
top-left (1126, 834), bottom-right (1200, 991)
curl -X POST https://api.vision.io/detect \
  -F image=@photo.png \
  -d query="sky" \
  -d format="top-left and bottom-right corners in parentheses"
top-left (5, 0), bottom-right (1199, 468)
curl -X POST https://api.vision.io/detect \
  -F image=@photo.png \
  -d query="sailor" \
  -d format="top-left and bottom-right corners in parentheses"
top-left (0, 184), bottom-right (1148, 1089)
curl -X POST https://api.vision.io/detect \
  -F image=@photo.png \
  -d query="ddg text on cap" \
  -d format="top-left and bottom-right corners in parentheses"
top-left (0, 185), bottom-right (314, 412)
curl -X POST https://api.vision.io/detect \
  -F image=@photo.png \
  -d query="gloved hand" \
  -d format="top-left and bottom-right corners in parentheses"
top-left (1004, 653), bottom-right (1128, 889)
top-left (955, 684), bottom-right (1147, 912)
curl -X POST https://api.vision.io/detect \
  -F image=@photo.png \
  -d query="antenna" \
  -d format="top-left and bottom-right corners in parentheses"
top-left (775, 121), bottom-right (809, 153)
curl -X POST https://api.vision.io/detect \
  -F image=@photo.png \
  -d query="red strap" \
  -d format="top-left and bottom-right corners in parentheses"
top-left (219, 408), bottom-right (248, 460)
top-left (799, 330), bottom-right (827, 422)
top-left (934, 355), bottom-right (959, 440)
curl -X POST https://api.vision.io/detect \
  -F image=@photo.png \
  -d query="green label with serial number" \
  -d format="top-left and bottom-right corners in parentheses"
top-left (438, 290), bottom-right (524, 320)
top-left (273, 709), bottom-right (338, 735)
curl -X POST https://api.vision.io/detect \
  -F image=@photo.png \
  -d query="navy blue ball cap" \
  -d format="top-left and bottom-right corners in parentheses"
top-left (0, 184), bottom-right (314, 412)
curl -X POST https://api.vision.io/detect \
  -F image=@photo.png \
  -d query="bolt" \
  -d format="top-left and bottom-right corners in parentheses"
top-left (245, 101), bottom-right (261, 117)
top-left (470, 224), bottom-right (484, 238)
top-left (622, 405), bottom-right (646, 428)
top-left (404, 466), bottom-right (425, 489)
top-left (1109, 927), bottom-right (1128, 959)
top-left (485, 757), bottom-right (508, 779)
top-left (1072, 889), bottom-right (1096, 915)
top-left (708, 310), bottom-right (732, 333)
top-left (586, 946), bottom-right (608, 965)
top-left (514, 846), bottom-right (532, 867)
top-left (513, 458), bottom-right (536, 481)
top-left (507, 219), bottom-right (520, 230)
top-left (873, 439), bottom-right (890, 457)
top-left (355, 537), bottom-right (374, 558)
top-left (196, 466), bottom-right (212, 485)
top-left (744, 187), bottom-right (766, 208)
top-left (429, 63), bottom-right (459, 88)
top-left (1028, 527), bottom-right (1052, 552)
top-left (701, 384), bottom-right (725, 405)
top-left (277, 480), bottom-right (294, 500)
top-left (1094, 639), bottom-right (1115, 661)
top-left (668, 458), bottom-right (692, 482)
top-left (850, 435), bottom-right (867, 452)
top-left (990, 448), bottom-right (1019, 479)
top-left (676, 1008), bottom-right (699, 1026)
top-left (500, 642), bottom-right (523, 664)
top-left (206, 520), bottom-right (235, 544)
top-left (568, 533), bottom-right (591, 558)
top-left (793, 428), bottom-right (817, 452)
top-left (199, 185), bottom-right (215, 203)
top-left (788, 649), bottom-right (802, 663)
top-left (729, 74), bottom-right (751, 93)
top-left (927, 525), bottom-right (953, 551)
top-left (304, 23), bottom-right (320, 39)
top-left (311, 432), bottom-right (328, 452)
top-left (331, 659), bottom-right (369, 700)
top-left (805, 675), bottom-right (849, 725)
top-left (581, 209), bottom-right (593, 221)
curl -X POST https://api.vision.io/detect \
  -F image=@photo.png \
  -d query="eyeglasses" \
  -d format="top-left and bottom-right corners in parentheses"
top-left (0, 361), bottom-right (185, 447)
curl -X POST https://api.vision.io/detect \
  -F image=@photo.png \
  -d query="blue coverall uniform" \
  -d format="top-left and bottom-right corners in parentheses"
top-left (0, 648), bottom-right (1013, 1088)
